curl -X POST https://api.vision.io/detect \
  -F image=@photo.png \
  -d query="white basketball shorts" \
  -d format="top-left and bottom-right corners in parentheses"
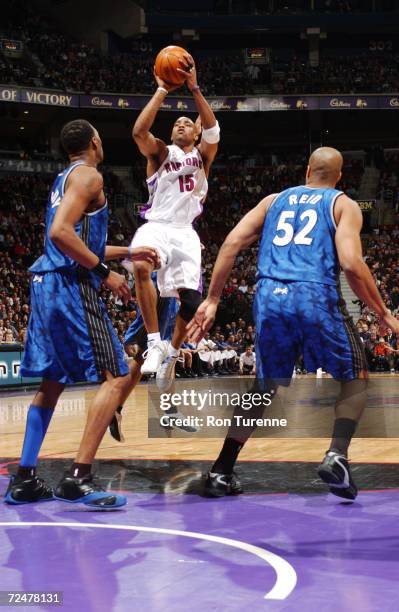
top-left (127, 222), bottom-right (202, 298)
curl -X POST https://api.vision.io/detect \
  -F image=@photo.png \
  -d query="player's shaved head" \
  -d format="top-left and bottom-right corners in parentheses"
top-left (306, 147), bottom-right (343, 186)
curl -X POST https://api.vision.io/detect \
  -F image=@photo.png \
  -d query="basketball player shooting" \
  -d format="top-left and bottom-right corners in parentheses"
top-left (130, 52), bottom-right (219, 390)
top-left (188, 147), bottom-right (399, 500)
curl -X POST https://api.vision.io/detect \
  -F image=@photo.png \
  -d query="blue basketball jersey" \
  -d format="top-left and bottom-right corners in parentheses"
top-left (257, 186), bottom-right (343, 286)
top-left (30, 161), bottom-right (108, 287)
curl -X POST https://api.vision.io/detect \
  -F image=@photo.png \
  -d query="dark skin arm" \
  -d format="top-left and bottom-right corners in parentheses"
top-left (132, 70), bottom-right (180, 177)
top-left (177, 55), bottom-right (218, 175)
top-left (49, 165), bottom-right (132, 302)
top-left (104, 246), bottom-right (160, 267)
top-left (334, 194), bottom-right (399, 335)
top-left (187, 194), bottom-right (276, 341)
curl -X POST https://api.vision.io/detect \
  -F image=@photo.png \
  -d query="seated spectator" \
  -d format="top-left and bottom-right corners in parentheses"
top-left (239, 346), bottom-right (256, 375)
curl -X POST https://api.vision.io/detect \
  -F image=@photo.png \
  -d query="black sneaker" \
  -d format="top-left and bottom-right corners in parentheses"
top-left (54, 473), bottom-right (127, 508)
top-left (317, 451), bottom-right (358, 500)
top-left (4, 475), bottom-right (54, 505)
top-left (109, 405), bottom-right (125, 443)
top-left (204, 471), bottom-right (243, 498)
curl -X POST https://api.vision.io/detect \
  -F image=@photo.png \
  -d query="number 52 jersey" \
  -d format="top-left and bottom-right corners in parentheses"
top-left (141, 144), bottom-right (208, 226)
top-left (257, 186), bottom-right (343, 285)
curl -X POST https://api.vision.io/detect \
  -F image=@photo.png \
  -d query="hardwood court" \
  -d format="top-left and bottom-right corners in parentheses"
top-left (0, 374), bottom-right (398, 463)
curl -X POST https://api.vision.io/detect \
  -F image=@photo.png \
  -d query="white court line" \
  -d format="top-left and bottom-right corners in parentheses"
top-left (0, 521), bottom-right (297, 600)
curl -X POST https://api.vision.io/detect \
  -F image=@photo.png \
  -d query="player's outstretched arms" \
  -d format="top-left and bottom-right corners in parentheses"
top-left (177, 55), bottom-right (219, 172)
top-left (132, 70), bottom-right (171, 167)
top-left (335, 195), bottom-right (399, 335)
top-left (187, 194), bottom-right (276, 341)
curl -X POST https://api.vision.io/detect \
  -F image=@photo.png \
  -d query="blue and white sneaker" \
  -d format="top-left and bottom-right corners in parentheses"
top-left (317, 451), bottom-right (358, 500)
top-left (54, 473), bottom-right (127, 508)
top-left (4, 475), bottom-right (54, 505)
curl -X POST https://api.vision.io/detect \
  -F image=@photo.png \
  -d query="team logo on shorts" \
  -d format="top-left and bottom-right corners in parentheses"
top-left (273, 287), bottom-right (288, 295)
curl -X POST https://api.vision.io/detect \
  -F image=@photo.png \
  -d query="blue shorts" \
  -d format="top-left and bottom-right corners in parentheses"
top-left (124, 296), bottom-right (179, 350)
top-left (20, 271), bottom-right (129, 384)
top-left (254, 278), bottom-right (367, 382)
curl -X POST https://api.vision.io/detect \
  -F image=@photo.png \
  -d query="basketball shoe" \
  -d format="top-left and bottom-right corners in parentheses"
top-left (204, 471), bottom-right (243, 497)
top-left (317, 451), bottom-right (358, 500)
top-left (157, 352), bottom-right (184, 391)
top-left (141, 340), bottom-right (169, 375)
top-left (54, 473), bottom-right (127, 508)
top-left (109, 405), bottom-right (124, 442)
top-left (4, 474), bottom-right (54, 505)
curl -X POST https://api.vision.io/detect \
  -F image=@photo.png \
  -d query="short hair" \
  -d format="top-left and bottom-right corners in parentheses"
top-left (60, 119), bottom-right (95, 155)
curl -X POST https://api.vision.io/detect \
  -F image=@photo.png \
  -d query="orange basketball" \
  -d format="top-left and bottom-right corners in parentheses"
top-left (154, 45), bottom-right (191, 87)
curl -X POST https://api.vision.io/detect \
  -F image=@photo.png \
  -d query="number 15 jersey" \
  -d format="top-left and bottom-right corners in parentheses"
top-left (257, 186), bottom-right (343, 286)
top-left (141, 144), bottom-right (208, 226)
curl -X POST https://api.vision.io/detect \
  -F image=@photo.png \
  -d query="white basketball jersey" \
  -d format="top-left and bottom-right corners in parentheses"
top-left (141, 144), bottom-right (208, 225)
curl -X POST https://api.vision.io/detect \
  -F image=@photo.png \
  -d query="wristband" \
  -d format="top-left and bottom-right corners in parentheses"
top-left (202, 120), bottom-right (220, 144)
top-left (191, 85), bottom-right (200, 93)
top-left (91, 261), bottom-right (110, 280)
top-left (157, 86), bottom-right (168, 95)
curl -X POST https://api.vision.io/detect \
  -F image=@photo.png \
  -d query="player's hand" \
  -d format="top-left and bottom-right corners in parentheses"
top-left (153, 67), bottom-right (180, 92)
top-left (186, 298), bottom-right (218, 342)
top-left (103, 270), bottom-right (132, 305)
top-left (128, 246), bottom-right (161, 268)
top-left (379, 310), bottom-right (399, 336)
top-left (177, 54), bottom-right (198, 91)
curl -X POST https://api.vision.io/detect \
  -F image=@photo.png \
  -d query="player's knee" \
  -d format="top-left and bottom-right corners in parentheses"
top-left (178, 289), bottom-right (202, 322)
top-left (108, 372), bottom-right (131, 394)
top-left (133, 260), bottom-right (153, 281)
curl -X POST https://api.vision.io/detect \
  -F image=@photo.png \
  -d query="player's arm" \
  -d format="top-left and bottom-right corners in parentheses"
top-left (187, 194), bottom-right (276, 341)
top-left (50, 166), bottom-right (105, 268)
top-left (335, 195), bottom-right (399, 334)
top-left (132, 72), bottom-right (171, 171)
top-left (104, 245), bottom-right (160, 267)
top-left (49, 166), bottom-right (131, 301)
top-left (178, 55), bottom-right (219, 172)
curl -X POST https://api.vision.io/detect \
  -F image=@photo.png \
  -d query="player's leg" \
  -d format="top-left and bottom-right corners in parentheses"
top-left (156, 227), bottom-right (203, 389)
top-left (317, 377), bottom-right (367, 500)
top-left (129, 223), bottom-right (170, 374)
top-left (4, 274), bottom-right (67, 505)
top-left (108, 358), bottom-right (143, 442)
top-left (205, 279), bottom-right (297, 497)
top-left (4, 380), bottom-right (64, 505)
top-left (156, 289), bottom-right (202, 391)
top-left (301, 282), bottom-right (368, 500)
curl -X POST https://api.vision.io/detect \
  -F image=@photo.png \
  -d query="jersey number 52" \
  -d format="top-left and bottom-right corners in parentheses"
top-left (273, 210), bottom-right (318, 246)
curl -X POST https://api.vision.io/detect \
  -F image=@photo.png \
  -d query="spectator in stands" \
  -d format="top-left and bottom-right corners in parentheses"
top-left (239, 346), bottom-right (256, 375)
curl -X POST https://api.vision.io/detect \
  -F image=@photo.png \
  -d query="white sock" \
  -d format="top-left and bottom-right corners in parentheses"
top-left (148, 332), bottom-right (161, 346)
top-left (168, 344), bottom-right (179, 358)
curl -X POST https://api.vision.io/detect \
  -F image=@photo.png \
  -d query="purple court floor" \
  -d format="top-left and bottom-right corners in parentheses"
top-left (0, 474), bottom-right (398, 611)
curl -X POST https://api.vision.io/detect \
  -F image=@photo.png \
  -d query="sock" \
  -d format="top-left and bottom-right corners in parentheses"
top-left (70, 463), bottom-right (92, 478)
top-left (148, 332), bottom-right (161, 346)
top-left (17, 466), bottom-right (36, 479)
top-left (329, 417), bottom-right (358, 457)
top-left (20, 405), bottom-right (54, 468)
top-left (211, 437), bottom-right (243, 475)
top-left (168, 344), bottom-right (179, 358)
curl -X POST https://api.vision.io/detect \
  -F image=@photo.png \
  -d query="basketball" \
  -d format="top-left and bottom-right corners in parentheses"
top-left (154, 45), bottom-right (191, 87)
